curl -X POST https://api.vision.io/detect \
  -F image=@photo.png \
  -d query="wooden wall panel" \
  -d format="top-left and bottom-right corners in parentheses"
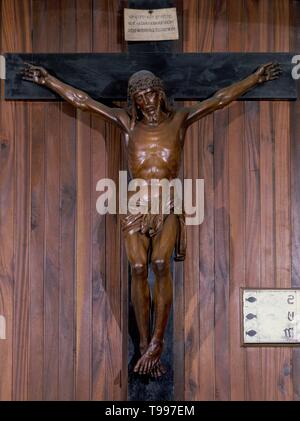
top-left (244, 0), bottom-right (262, 401)
top-left (91, 0), bottom-right (108, 401)
top-left (75, 0), bottom-right (93, 400)
top-left (59, 0), bottom-right (77, 401)
top-left (29, 0), bottom-right (46, 402)
top-left (12, 0), bottom-right (32, 401)
top-left (183, 0), bottom-right (201, 400)
top-left (273, 0), bottom-right (293, 401)
top-left (228, 0), bottom-right (246, 400)
top-left (44, 1), bottom-right (62, 401)
top-left (259, 0), bottom-right (277, 401)
top-left (103, 0), bottom-right (125, 400)
top-left (180, 0), bottom-right (297, 401)
top-left (198, 1), bottom-right (215, 401)
top-left (44, 100), bottom-right (60, 401)
top-left (29, 102), bottom-right (45, 401)
top-left (0, 0), bottom-right (15, 401)
top-left (0, 0), bottom-right (127, 401)
top-left (172, 0), bottom-right (184, 402)
top-left (0, 0), bottom-right (300, 401)
top-left (213, 0), bottom-right (230, 401)
top-left (291, 0), bottom-right (300, 402)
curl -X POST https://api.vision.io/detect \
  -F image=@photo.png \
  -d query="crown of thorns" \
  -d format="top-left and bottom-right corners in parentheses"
top-left (128, 70), bottom-right (164, 98)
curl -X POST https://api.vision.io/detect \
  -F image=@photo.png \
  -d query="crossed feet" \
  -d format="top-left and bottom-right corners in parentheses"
top-left (134, 339), bottom-right (167, 379)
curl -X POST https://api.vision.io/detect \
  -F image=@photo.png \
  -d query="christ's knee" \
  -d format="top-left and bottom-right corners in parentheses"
top-left (131, 262), bottom-right (147, 279)
top-left (152, 258), bottom-right (170, 278)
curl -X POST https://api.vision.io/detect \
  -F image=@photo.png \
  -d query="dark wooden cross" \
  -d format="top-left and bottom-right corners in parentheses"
top-left (5, 50), bottom-right (297, 101)
top-left (2, 0), bottom-right (297, 402)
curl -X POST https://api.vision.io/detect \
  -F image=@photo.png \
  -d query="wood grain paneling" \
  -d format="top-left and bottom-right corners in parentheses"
top-left (213, 0), bottom-right (230, 402)
top-left (75, 0), bottom-right (93, 400)
top-left (1, 0), bottom-right (300, 401)
top-left (183, 0), bottom-right (201, 400)
top-left (0, 0), bottom-right (15, 400)
top-left (228, 0), bottom-right (246, 401)
top-left (12, 0), bottom-right (31, 400)
top-left (172, 0), bottom-right (184, 402)
top-left (197, 0), bottom-right (215, 401)
top-left (244, 0), bottom-right (262, 401)
top-left (259, 0), bottom-right (277, 401)
top-left (29, 0), bottom-right (46, 402)
top-left (59, 0), bottom-right (77, 401)
top-left (43, 1), bottom-right (61, 401)
top-left (59, 102), bottom-right (76, 401)
top-left (29, 102), bottom-right (45, 401)
top-left (91, 0), bottom-right (108, 402)
top-left (273, 0), bottom-right (293, 401)
top-left (104, 0), bottom-right (124, 400)
top-left (291, 0), bottom-right (300, 402)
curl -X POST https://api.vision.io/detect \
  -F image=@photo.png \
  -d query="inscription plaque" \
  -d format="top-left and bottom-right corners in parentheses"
top-left (242, 289), bottom-right (300, 345)
top-left (124, 8), bottom-right (179, 41)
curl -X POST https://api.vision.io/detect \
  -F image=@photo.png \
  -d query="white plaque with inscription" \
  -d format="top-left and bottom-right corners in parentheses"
top-left (124, 8), bottom-right (179, 41)
top-left (242, 289), bottom-right (300, 344)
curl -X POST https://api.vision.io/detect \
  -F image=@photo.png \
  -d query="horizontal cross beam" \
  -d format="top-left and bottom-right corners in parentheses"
top-left (5, 52), bottom-right (297, 101)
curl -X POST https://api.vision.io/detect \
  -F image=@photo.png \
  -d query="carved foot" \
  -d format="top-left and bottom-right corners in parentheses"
top-left (134, 339), bottom-right (163, 375)
top-left (149, 360), bottom-right (167, 379)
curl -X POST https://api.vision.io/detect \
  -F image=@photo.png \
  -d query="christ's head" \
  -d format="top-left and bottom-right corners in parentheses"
top-left (128, 70), bottom-right (171, 128)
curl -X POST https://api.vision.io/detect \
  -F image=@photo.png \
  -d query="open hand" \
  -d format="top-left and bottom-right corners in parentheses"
top-left (22, 63), bottom-right (49, 85)
top-left (255, 62), bottom-right (282, 84)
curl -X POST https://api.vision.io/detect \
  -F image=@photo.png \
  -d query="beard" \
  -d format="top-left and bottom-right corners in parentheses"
top-left (141, 101), bottom-right (161, 124)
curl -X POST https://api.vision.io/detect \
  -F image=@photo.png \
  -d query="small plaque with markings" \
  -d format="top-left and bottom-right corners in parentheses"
top-left (124, 8), bottom-right (179, 41)
top-left (242, 289), bottom-right (300, 345)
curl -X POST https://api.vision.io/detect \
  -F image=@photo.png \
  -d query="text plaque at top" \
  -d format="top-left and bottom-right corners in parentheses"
top-left (242, 289), bottom-right (300, 345)
top-left (124, 8), bottom-right (179, 41)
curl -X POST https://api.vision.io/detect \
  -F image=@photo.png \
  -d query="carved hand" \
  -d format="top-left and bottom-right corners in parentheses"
top-left (22, 63), bottom-right (49, 85)
top-left (255, 62), bottom-right (282, 84)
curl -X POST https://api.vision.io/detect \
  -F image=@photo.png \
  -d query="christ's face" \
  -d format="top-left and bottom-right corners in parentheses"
top-left (134, 88), bottom-right (162, 123)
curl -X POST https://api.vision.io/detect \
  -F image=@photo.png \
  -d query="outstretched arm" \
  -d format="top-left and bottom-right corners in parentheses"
top-left (22, 64), bottom-right (129, 132)
top-left (184, 62), bottom-right (281, 127)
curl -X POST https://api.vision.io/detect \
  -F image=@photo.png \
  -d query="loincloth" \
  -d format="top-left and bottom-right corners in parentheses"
top-left (121, 207), bottom-right (186, 262)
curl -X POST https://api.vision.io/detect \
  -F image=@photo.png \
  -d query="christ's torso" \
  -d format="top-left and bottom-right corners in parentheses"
top-left (127, 111), bottom-right (187, 181)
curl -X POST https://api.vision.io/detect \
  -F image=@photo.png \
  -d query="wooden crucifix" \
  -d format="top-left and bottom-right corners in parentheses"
top-left (3, 0), bottom-right (297, 400)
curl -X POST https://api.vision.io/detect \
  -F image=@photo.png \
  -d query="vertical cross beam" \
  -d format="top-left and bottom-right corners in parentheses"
top-left (127, 0), bottom-right (182, 402)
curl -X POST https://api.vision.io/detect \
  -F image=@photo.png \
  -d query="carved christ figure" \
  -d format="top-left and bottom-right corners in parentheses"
top-left (23, 62), bottom-right (281, 378)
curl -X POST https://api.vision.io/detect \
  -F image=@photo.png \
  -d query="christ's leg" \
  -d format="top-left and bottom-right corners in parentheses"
top-left (124, 231), bottom-right (150, 356)
top-left (133, 214), bottom-right (178, 376)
